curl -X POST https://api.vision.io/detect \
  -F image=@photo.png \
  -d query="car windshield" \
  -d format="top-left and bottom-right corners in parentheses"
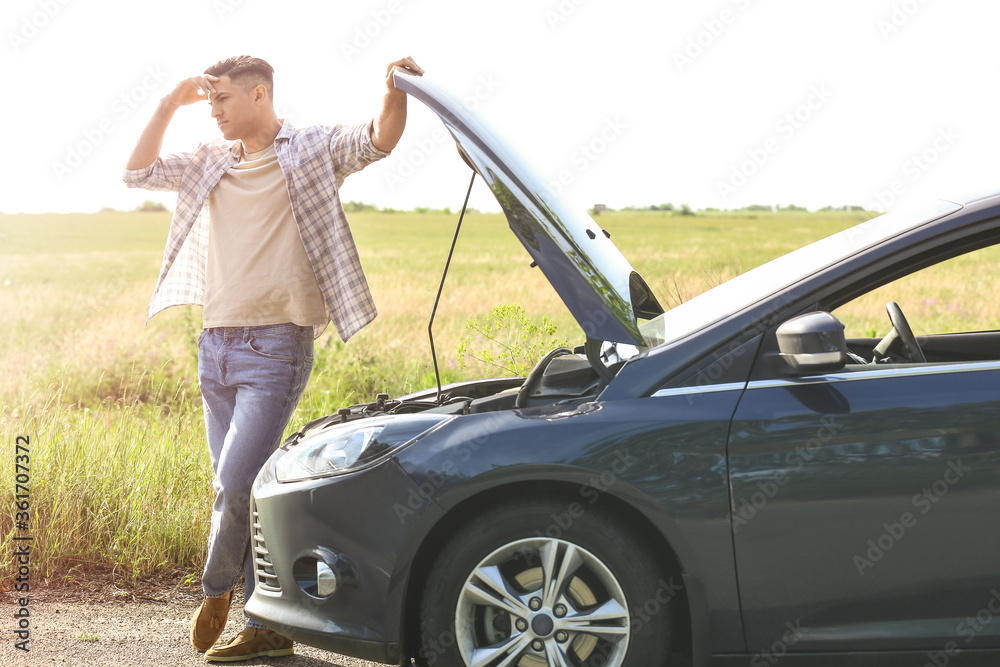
top-left (638, 199), bottom-right (962, 349)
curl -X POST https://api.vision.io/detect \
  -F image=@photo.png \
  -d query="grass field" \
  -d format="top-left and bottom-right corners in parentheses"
top-left (1, 207), bottom-right (995, 583)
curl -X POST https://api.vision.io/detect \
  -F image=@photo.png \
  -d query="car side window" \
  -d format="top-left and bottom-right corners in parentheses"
top-left (831, 243), bottom-right (1000, 364)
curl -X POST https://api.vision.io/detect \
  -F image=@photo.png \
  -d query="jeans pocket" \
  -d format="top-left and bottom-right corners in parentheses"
top-left (247, 333), bottom-right (297, 363)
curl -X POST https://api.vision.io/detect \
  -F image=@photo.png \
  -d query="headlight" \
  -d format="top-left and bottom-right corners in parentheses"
top-left (274, 414), bottom-right (451, 483)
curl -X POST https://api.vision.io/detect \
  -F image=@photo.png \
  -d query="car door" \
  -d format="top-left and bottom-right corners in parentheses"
top-left (728, 358), bottom-right (1000, 653)
top-left (726, 236), bottom-right (1000, 654)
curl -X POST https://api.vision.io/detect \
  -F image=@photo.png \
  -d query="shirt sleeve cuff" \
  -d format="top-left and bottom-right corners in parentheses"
top-left (364, 120), bottom-right (392, 159)
top-left (122, 165), bottom-right (154, 186)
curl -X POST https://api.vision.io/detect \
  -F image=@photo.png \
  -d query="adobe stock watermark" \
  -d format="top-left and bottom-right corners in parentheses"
top-left (630, 577), bottom-right (684, 633)
top-left (672, 0), bottom-right (756, 73)
top-left (752, 620), bottom-right (811, 667)
top-left (730, 416), bottom-right (838, 534)
top-left (547, 116), bottom-right (628, 197)
top-left (544, 0), bottom-right (590, 31)
top-left (392, 411), bottom-right (506, 523)
top-left (716, 84), bottom-right (834, 204)
top-left (340, 0), bottom-right (413, 63)
top-left (417, 622), bottom-right (469, 666)
top-left (865, 126), bottom-right (959, 213)
top-left (383, 74), bottom-right (501, 191)
top-left (535, 449), bottom-right (637, 540)
top-left (852, 458), bottom-right (969, 576)
top-left (877, 0), bottom-right (931, 40)
top-left (8, 0), bottom-right (71, 53)
top-left (51, 65), bottom-right (169, 183)
top-left (212, 0), bottom-right (249, 20)
top-left (922, 588), bottom-right (1000, 667)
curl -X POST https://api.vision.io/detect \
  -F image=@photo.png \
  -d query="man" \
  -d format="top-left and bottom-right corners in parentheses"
top-left (123, 55), bottom-right (423, 661)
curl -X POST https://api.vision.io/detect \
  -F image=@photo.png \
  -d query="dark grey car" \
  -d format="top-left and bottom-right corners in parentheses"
top-left (247, 71), bottom-right (1000, 667)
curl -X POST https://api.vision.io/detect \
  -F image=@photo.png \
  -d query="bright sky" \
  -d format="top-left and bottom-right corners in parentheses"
top-left (4, 0), bottom-right (999, 216)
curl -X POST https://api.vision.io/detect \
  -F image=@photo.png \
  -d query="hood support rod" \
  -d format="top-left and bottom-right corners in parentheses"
top-left (429, 169), bottom-right (477, 404)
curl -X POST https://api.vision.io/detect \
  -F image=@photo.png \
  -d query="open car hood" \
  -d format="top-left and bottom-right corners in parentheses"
top-left (393, 70), bottom-right (663, 346)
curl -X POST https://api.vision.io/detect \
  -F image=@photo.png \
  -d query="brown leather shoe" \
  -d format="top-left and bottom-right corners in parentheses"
top-left (190, 591), bottom-right (232, 652)
top-left (204, 626), bottom-right (294, 662)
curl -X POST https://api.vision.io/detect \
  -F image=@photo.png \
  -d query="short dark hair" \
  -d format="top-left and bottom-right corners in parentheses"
top-left (205, 55), bottom-right (274, 97)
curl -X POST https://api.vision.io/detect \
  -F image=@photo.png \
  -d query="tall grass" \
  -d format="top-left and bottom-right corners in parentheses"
top-left (2, 373), bottom-right (207, 579)
top-left (1, 207), bottom-right (993, 583)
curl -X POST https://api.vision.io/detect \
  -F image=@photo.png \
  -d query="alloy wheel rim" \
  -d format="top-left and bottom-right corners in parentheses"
top-left (455, 537), bottom-right (630, 667)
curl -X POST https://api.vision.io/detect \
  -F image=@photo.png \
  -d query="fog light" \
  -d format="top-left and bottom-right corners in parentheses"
top-left (316, 561), bottom-right (337, 597)
top-left (292, 549), bottom-right (356, 599)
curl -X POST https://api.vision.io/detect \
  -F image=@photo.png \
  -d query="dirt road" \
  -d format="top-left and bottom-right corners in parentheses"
top-left (2, 599), bottom-right (388, 667)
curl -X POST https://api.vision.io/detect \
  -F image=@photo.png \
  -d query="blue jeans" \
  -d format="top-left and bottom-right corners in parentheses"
top-left (197, 323), bottom-right (314, 627)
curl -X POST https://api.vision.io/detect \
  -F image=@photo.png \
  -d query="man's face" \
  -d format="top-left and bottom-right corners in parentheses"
top-left (208, 75), bottom-right (262, 141)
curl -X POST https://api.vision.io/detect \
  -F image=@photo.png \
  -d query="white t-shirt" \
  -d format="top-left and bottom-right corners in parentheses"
top-left (203, 143), bottom-right (327, 330)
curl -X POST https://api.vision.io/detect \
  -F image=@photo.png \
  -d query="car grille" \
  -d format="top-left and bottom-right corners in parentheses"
top-left (251, 501), bottom-right (281, 593)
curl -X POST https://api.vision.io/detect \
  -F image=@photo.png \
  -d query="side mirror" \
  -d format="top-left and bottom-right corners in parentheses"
top-left (775, 311), bottom-right (848, 374)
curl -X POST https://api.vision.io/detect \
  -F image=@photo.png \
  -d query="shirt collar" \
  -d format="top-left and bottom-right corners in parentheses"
top-left (275, 119), bottom-right (295, 143)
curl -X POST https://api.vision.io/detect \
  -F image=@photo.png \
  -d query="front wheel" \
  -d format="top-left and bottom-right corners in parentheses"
top-left (416, 500), bottom-right (674, 667)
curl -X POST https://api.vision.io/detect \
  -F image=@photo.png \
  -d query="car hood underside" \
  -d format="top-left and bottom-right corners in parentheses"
top-left (392, 70), bottom-right (662, 347)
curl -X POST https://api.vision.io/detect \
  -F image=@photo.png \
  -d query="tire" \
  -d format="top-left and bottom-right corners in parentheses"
top-left (415, 499), bottom-right (673, 667)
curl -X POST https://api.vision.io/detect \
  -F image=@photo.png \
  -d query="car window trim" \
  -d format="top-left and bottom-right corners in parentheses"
top-left (651, 382), bottom-right (747, 398)
top-left (744, 359), bottom-right (1000, 391)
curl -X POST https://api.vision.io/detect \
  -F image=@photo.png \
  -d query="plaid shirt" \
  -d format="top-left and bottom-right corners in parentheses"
top-left (123, 120), bottom-right (389, 341)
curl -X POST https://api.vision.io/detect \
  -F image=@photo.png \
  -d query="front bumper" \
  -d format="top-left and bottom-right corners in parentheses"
top-left (247, 455), bottom-right (439, 664)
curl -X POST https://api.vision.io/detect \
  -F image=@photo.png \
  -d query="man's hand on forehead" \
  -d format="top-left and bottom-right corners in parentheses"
top-left (198, 74), bottom-right (221, 101)
top-left (165, 74), bottom-right (221, 108)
